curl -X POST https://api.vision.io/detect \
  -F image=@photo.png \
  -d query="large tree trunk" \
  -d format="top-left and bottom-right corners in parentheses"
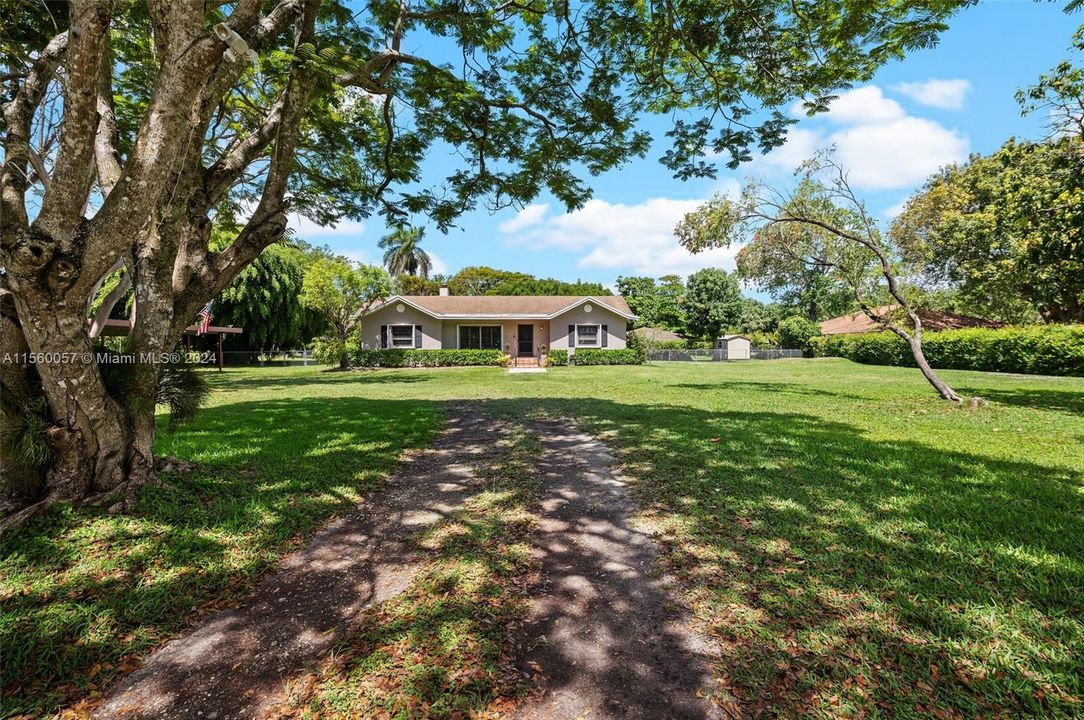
top-left (1, 277), bottom-right (164, 529)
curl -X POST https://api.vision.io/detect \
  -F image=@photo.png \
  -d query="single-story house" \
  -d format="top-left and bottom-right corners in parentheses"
top-left (630, 326), bottom-right (685, 344)
top-left (715, 334), bottom-right (751, 359)
top-left (820, 305), bottom-right (1003, 335)
top-left (359, 292), bottom-right (635, 361)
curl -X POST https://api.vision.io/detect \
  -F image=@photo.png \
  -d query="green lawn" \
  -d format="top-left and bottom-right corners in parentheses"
top-left (2, 360), bottom-right (1082, 718)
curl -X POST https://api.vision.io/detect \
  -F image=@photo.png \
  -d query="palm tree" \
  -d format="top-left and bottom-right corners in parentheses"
top-left (379, 226), bottom-right (432, 278)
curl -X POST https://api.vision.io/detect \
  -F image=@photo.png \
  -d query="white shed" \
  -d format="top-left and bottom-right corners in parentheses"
top-left (715, 334), bottom-right (751, 360)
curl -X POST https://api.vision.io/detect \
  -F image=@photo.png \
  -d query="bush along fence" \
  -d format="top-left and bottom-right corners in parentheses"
top-left (809, 325), bottom-right (1084, 377)
top-left (548, 348), bottom-right (645, 365)
top-left (352, 348), bottom-right (505, 367)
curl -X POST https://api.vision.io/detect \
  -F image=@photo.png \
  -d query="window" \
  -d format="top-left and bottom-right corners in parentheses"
top-left (390, 325), bottom-right (414, 347)
top-left (576, 324), bottom-right (599, 347)
top-left (459, 325), bottom-right (502, 350)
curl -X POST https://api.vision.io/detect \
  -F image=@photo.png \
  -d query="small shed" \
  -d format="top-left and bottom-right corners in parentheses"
top-left (715, 334), bottom-right (751, 360)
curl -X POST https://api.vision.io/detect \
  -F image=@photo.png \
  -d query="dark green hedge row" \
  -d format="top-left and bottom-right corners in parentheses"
top-left (352, 349), bottom-right (505, 367)
top-left (809, 325), bottom-right (1084, 376)
top-left (550, 348), bottom-right (645, 366)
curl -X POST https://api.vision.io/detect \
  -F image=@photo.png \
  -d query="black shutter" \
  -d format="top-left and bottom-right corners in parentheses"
top-left (414, 325), bottom-right (422, 348)
top-left (601, 324), bottom-right (608, 347)
top-left (569, 324), bottom-right (575, 348)
top-left (380, 325), bottom-right (388, 349)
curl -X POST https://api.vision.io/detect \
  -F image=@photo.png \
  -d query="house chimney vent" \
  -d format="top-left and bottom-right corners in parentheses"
top-left (439, 286), bottom-right (449, 296)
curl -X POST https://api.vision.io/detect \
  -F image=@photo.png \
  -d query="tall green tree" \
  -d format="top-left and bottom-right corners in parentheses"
top-left (446, 266), bottom-right (607, 296)
top-left (379, 226), bottom-right (432, 278)
top-left (891, 138), bottom-right (1083, 323)
top-left (678, 153), bottom-right (962, 401)
top-left (0, 0), bottom-right (970, 518)
top-left (616, 275), bottom-right (686, 331)
top-left (892, 30), bottom-right (1084, 324)
top-left (684, 269), bottom-right (744, 340)
top-left (299, 260), bottom-right (391, 369)
top-left (737, 239), bottom-right (855, 322)
top-left (216, 243), bottom-right (329, 352)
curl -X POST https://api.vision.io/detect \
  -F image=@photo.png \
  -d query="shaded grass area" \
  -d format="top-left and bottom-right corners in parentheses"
top-left (2, 360), bottom-right (1082, 718)
top-left (268, 423), bottom-right (540, 720)
top-left (0, 387), bottom-right (442, 717)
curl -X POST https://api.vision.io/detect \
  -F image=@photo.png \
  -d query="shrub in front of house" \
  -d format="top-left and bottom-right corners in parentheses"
top-left (352, 348), bottom-right (505, 367)
top-left (809, 324), bottom-right (1084, 376)
top-left (548, 350), bottom-right (569, 366)
top-left (565, 348), bottom-right (646, 365)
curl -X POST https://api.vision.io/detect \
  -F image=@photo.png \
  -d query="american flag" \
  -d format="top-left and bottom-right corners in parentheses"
top-left (197, 301), bottom-right (213, 335)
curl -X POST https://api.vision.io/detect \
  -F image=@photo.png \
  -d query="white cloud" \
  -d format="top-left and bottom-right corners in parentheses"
top-left (502, 188), bottom-right (742, 278)
top-left (288, 213), bottom-right (365, 239)
top-left (893, 79), bottom-right (971, 111)
top-left (831, 117), bottom-right (968, 189)
top-left (428, 251), bottom-right (449, 276)
top-left (762, 86), bottom-right (968, 189)
top-left (498, 203), bottom-right (549, 233)
top-left (814, 86), bottom-right (905, 125)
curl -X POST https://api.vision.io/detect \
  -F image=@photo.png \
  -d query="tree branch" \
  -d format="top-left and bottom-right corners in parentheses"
top-left (94, 41), bottom-right (123, 196)
top-left (0, 30), bottom-right (68, 236)
top-left (35, 1), bottom-right (111, 241)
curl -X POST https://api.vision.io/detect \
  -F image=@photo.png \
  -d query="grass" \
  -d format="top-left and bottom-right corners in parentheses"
top-left (2, 359), bottom-right (1082, 718)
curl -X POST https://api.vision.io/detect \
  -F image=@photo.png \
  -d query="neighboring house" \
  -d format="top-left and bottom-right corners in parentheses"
top-left (714, 334), bottom-right (751, 359)
top-left (820, 305), bottom-right (1003, 335)
top-left (630, 326), bottom-right (685, 344)
top-left (359, 291), bottom-right (635, 360)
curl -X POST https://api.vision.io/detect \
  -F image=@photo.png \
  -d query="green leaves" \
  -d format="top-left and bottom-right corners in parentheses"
top-left (891, 137), bottom-right (1084, 323)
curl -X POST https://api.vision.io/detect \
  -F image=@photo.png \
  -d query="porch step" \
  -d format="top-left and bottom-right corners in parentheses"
top-left (513, 357), bottom-right (540, 368)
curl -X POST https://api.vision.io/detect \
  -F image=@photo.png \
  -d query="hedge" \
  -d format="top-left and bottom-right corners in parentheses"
top-left (352, 348), bottom-right (505, 367)
top-left (809, 325), bottom-right (1084, 376)
top-left (551, 348), bottom-right (645, 366)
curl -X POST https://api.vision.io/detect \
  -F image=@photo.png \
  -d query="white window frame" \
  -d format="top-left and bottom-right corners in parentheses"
top-left (456, 324), bottom-right (504, 350)
top-left (389, 323), bottom-right (416, 348)
top-left (575, 323), bottom-right (601, 348)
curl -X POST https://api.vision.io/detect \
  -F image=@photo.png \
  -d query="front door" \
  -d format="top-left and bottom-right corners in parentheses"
top-left (517, 324), bottom-right (534, 356)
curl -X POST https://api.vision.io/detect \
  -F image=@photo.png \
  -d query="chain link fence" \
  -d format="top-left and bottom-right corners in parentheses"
top-left (647, 348), bottom-right (803, 362)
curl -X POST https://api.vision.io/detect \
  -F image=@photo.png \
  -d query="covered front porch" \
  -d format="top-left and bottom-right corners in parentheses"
top-left (443, 319), bottom-right (551, 365)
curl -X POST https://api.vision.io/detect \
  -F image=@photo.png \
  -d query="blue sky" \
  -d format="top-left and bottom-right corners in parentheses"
top-left (295, 3), bottom-right (1079, 293)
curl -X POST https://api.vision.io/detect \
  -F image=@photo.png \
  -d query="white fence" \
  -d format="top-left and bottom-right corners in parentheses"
top-left (648, 348), bottom-right (803, 362)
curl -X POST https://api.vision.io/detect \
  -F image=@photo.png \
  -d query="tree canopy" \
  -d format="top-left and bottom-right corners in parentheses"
top-left (217, 242), bottom-right (330, 351)
top-left (617, 275), bottom-right (686, 331)
top-left (299, 259), bottom-right (391, 368)
top-left (684, 268), bottom-right (744, 340)
top-left (0, 0), bottom-right (971, 515)
top-left (891, 137), bottom-right (1083, 324)
top-left (677, 152), bottom-right (962, 400)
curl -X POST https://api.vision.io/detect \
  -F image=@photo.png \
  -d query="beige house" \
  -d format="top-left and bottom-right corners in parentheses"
top-left (359, 292), bottom-right (635, 363)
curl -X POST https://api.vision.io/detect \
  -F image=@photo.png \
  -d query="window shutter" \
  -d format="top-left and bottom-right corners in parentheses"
top-left (569, 324), bottom-right (575, 348)
top-left (380, 325), bottom-right (388, 349)
top-left (414, 325), bottom-right (422, 348)
top-left (601, 324), bottom-right (608, 347)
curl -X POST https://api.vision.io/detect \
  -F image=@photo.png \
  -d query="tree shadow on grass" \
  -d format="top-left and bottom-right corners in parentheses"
top-left (670, 380), bottom-right (870, 402)
top-left (4, 390), bottom-right (1082, 718)
top-left (492, 397), bottom-right (1083, 718)
top-left (0, 395), bottom-right (444, 717)
top-left (954, 384), bottom-right (1084, 415)
top-left (204, 367), bottom-right (438, 392)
